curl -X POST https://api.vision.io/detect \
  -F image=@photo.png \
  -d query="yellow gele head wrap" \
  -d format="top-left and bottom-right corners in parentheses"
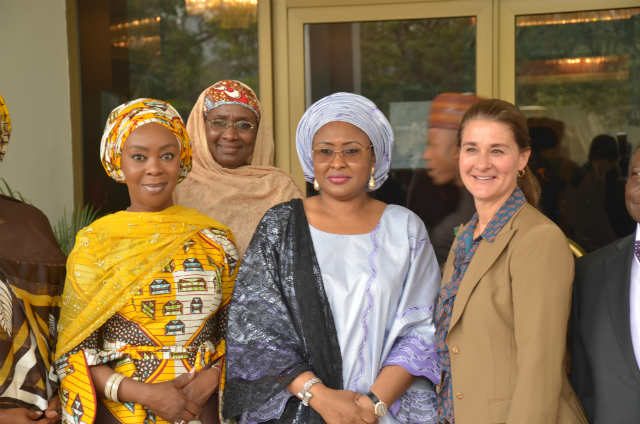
top-left (0, 95), bottom-right (11, 162)
top-left (100, 98), bottom-right (192, 182)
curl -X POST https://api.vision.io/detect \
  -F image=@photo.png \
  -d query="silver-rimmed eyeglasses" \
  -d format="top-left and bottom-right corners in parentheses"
top-left (206, 118), bottom-right (257, 132)
top-left (312, 145), bottom-right (371, 164)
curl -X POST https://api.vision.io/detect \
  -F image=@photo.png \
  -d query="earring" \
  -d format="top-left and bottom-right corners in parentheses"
top-left (313, 178), bottom-right (320, 191)
top-left (368, 167), bottom-right (376, 190)
top-left (517, 169), bottom-right (526, 178)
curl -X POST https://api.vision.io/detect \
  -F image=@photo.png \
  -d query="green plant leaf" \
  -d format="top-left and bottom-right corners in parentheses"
top-left (0, 177), bottom-right (27, 203)
top-left (53, 204), bottom-right (101, 255)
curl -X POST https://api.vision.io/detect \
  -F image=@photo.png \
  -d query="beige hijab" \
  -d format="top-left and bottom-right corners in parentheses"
top-left (174, 85), bottom-right (302, 253)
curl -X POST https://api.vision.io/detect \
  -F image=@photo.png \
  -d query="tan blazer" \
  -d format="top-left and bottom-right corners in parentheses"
top-left (441, 203), bottom-right (587, 424)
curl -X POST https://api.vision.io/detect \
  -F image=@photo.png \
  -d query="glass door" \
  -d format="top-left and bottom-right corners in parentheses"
top-left (500, 0), bottom-right (640, 252)
top-left (274, 0), bottom-right (493, 206)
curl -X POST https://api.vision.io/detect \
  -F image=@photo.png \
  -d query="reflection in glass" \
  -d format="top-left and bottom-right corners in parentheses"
top-left (77, 0), bottom-right (258, 213)
top-left (306, 18), bottom-right (476, 108)
top-left (516, 8), bottom-right (640, 251)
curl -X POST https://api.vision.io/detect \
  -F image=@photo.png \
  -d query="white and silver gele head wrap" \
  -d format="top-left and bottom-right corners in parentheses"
top-left (295, 92), bottom-right (393, 191)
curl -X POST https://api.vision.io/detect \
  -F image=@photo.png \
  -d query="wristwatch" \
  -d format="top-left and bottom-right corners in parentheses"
top-left (365, 391), bottom-right (388, 417)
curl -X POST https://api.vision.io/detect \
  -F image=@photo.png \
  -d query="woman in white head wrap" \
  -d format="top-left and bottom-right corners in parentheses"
top-left (224, 92), bottom-right (441, 424)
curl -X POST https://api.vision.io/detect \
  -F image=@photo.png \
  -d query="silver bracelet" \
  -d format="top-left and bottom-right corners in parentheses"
top-left (110, 373), bottom-right (126, 402)
top-left (296, 376), bottom-right (322, 406)
top-left (104, 372), bottom-right (126, 402)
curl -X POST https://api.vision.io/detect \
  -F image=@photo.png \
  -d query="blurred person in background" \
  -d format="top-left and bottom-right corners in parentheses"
top-left (564, 133), bottom-right (633, 252)
top-left (419, 92), bottom-right (479, 266)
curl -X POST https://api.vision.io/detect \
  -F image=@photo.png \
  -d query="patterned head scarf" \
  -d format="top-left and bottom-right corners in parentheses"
top-left (295, 92), bottom-right (393, 191)
top-left (0, 95), bottom-right (11, 162)
top-left (100, 98), bottom-right (192, 182)
top-left (428, 92), bottom-right (480, 130)
top-left (174, 82), bottom-right (302, 254)
top-left (203, 80), bottom-right (261, 121)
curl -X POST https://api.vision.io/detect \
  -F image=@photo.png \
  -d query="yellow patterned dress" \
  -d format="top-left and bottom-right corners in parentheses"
top-left (54, 206), bottom-right (238, 424)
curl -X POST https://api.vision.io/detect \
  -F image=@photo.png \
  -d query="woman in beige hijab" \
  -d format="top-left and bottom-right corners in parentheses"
top-left (175, 80), bottom-right (302, 252)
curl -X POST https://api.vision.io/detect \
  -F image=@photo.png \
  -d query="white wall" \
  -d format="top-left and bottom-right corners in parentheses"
top-left (0, 0), bottom-right (75, 226)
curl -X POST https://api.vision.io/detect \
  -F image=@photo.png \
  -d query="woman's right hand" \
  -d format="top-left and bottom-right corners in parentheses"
top-left (140, 373), bottom-right (200, 422)
top-left (311, 386), bottom-right (377, 424)
top-left (0, 407), bottom-right (50, 424)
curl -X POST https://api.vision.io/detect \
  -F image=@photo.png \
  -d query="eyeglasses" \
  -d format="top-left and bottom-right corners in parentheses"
top-left (312, 145), bottom-right (371, 163)
top-left (206, 118), bottom-right (257, 132)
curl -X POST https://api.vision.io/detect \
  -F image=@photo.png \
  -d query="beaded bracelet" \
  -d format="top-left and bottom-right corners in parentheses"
top-left (296, 376), bottom-right (322, 406)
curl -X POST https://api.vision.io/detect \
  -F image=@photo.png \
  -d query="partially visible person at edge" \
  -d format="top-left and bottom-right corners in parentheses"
top-left (421, 92), bottom-right (480, 267)
top-left (570, 145), bottom-right (640, 423)
top-left (223, 92), bottom-right (441, 423)
top-left (54, 99), bottom-right (239, 424)
top-left (0, 96), bottom-right (64, 424)
top-left (174, 80), bottom-right (302, 253)
top-left (435, 99), bottom-right (587, 424)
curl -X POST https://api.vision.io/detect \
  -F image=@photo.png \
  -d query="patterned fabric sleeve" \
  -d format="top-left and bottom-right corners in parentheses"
top-left (54, 326), bottom-right (113, 424)
top-left (382, 213), bottom-right (440, 382)
top-left (383, 333), bottom-right (439, 383)
top-left (0, 274), bottom-right (62, 410)
top-left (199, 226), bottom-right (239, 366)
top-left (224, 200), bottom-right (343, 424)
top-left (381, 213), bottom-right (441, 423)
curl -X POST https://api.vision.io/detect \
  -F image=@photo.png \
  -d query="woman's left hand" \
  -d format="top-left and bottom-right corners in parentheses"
top-left (182, 365), bottom-right (221, 407)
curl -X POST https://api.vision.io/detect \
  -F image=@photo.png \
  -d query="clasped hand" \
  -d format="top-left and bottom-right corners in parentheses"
top-left (144, 365), bottom-right (221, 423)
top-left (314, 388), bottom-right (378, 424)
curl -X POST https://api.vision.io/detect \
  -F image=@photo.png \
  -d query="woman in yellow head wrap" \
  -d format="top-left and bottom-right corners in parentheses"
top-left (1, 95), bottom-right (66, 423)
top-left (55, 98), bottom-right (238, 424)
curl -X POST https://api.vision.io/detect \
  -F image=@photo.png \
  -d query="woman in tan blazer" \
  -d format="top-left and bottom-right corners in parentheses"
top-left (435, 99), bottom-right (587, 424)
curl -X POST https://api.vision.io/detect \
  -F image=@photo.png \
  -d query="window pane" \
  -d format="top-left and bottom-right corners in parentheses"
top-left (78, 0), bottom-right (258, 212)
top-left (516, 8), bottom-right (640, 251)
